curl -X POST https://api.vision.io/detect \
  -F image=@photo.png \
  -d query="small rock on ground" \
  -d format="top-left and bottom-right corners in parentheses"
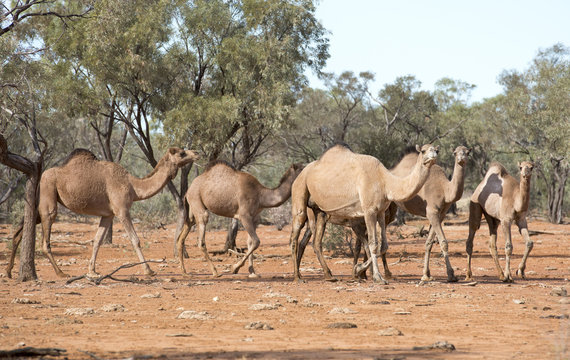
top-left (379, 327), bottom-right (403, 336)
top-left (245, 322), bottom-right (274, 330)
top-left (326, 322), bottom-right (357, 329)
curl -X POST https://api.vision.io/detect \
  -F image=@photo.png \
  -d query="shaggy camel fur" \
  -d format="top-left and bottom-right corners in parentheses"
top-left (176, 161), bottom-right (304, 277)
top-left (388, 146), bottom-right (470, 282)
top-left (465, 161), bottom-right (534, 282)
top-left (289, 144), bottom-right (438, 283)
top-left (6, 148), bottom-right (199, 278)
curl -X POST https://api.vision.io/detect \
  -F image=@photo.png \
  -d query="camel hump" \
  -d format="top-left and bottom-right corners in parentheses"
top-left (488, 162), bottom-right (509, 177)
top-left (61, 148), bottom-right (97, 166)
top-left (204, 160), bottom-right (236, 172)
top-left (323, 142), bottom-right (353, 155)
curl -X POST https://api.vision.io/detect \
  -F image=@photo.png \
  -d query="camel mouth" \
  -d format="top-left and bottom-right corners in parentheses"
top-left (423, 156), bottom-right (437, 165)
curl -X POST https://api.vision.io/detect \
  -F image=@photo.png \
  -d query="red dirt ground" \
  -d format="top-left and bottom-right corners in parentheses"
top-left (0, 214), bottom-right (568, 359)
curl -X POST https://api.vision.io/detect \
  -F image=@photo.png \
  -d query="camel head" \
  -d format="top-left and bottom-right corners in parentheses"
top-left (167, 147), bottom-right (200, 167)
top-left (518, 161), bottom-right (534, 180)
top-left (453, 146), bottom-right (471, 166)
top-left (415, 144), bottom-right (439, 166)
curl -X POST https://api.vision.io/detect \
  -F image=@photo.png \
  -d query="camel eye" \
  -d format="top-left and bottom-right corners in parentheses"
top-left (180, 152), bottom-right (186, 158)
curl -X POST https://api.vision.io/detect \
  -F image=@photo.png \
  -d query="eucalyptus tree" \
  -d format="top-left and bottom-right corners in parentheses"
top-left (0, 0), bottom-right (93, 281)
top-left (493, 44), bottom-right (569, 223)
top-left (163, 0), bottom-right (329, 251)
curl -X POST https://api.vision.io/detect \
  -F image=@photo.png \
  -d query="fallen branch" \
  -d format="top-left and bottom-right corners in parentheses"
top-left (0, 347), bottom-right (66, 358)
top-left (65, 259), bottom-right (165, 285)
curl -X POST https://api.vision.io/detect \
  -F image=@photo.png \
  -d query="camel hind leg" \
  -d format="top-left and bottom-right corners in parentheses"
top-left (176, 211), bottom-right (196, 275)
top-left (6, 220), bottom-right (24, 278)
top-left (115, 211), bottom-right (155, 276)
top-left (465, 201), bottom-right (482, 281)
top-left (87, 216), bottom-right (114, 277)
top-left (311, 208), bottom-right (335, 281)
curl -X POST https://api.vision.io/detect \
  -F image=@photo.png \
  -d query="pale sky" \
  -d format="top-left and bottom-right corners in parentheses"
top-left (307, 0), bottom-right (570, 102)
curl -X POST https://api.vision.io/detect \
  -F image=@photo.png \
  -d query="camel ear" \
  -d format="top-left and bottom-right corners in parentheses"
top-left (517, 161), bottom-right (522, 169)
top-left (435, 145), bottom-right (440, 153)
top-left (415, 144), bottom-right (421, 153)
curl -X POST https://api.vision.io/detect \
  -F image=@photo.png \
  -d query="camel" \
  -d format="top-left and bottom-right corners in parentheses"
top-left (176, 161), bottom-right (304, 277)
top-left (465, 161), bottom-right (534, 282)
top-left (289, 143), bottom-right (438, 283)
top-left (6, 147), bottom-right (199, 279)
top-left (388, 145), bottom-right (471, 282)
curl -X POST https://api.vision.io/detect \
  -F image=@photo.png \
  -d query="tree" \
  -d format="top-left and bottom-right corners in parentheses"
top-left (163, 0), bottom-right (329, 251)
top-left (0, 0), bottom-right (93, 281)
top-left (495, 44), bottom-right (570, 223)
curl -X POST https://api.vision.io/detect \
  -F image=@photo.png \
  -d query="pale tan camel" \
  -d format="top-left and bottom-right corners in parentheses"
top-left (465, 161), bottom-right (534, 282)
top-left (6, 147), bottom-right (199, 278)
top-left (176, 161), bottom-right (304, 277)
top-left (388, 146), bottom-right (470, 282)
top-left (289, 144), bottom-right (438, 283)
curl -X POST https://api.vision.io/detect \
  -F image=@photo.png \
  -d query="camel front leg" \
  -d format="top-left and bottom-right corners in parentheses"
top-left (312, 209), bottom-right (335, 281)
top-left (429, 211), bottom-right (458, 282)
top-left (366, 211), bottom-right (387, 284)
top-left (502, 220), bottom-right (514, 283)
top-left (516, 218), bottom-right (533, 279)
top-left (421, 226), bottom-right (437, 282)
top-left (231, 216), bottom-right (260, 277)
top-left (87, 216), bottom-right (114, 278)
top-left (117, 213), bottom-right (155, 276)
top-left (195, 214), bottom-right (219, 277)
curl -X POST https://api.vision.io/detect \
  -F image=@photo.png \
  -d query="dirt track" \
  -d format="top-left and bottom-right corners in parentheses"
top-left (0, 215), bottom-right (568, 359)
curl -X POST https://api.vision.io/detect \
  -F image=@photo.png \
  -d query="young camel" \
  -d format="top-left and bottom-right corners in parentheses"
top-left (465, 161), bottom-right (534, 282)
top-left (176, 161), bottom-right (304, 278)
top-left (388, 145), bottom-right (470, 282)
top-left (289, 144), bottom-right (438, 284)
top-left (6, 147), bottom-right (199, 278)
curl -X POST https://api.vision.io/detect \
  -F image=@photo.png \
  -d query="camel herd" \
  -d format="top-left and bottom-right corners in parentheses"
top-left (6, 143), bottom-right (535, 284)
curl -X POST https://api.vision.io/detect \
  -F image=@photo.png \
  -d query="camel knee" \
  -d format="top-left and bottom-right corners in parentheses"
top-left (526, 240), bottom-right (534, 252)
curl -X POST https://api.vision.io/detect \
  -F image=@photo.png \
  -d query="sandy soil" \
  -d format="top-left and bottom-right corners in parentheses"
top-left (0, 215), bottom-right (568, 359)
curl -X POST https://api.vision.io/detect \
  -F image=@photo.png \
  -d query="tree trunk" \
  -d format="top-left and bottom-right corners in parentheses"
top-left (173, 165), bottom-right (191, 258)
top-left (19, 171), bottom-right (40, 281)
top-left (547, 159), bottom-right (569, 224)
top-left (223, 219), bottom-right (239, 252)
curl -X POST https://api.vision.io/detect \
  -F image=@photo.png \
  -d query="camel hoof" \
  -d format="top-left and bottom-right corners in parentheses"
top-left (372, 275), bottom-right (388, 285)
top-left (86, 272), bottom-right (100, 279)
top-left (502, 275), bottom-right (514, 283)
top-left (293, 277), bottom-right (306, 284)
top-left (420, 275), bottom-right (435, 282)
top-left (465, 276), bottom-right (474, 282)
top-left (447, 275), bottom-right (459, 283)
top-left (516, 269), bottom-right (526, 279)
top-left (56, 271), bottom-right (69, 278)
top-left (145, 270), bottom-right (156, 277)
top-left (384, 271), bottom-right (393, 280)
top-left (248, 273), bottom-right (260, 279)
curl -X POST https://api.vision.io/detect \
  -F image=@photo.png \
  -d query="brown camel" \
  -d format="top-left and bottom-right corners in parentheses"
top-left (289, 144), bottom-right (438, 283)
top-left (388, 145), bottom-right (470, 282)
top-left (6, 147), bottom-right (199, 279)
top-left (176, 161), bottom-right (304, 277)
top-left (465, 161), bottom-right (534, 282)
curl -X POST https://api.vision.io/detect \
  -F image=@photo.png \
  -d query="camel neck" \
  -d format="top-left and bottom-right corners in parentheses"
top-left (445, 161), bottom-right (466, 203)
top-left (387, 159), bottom-right (430, 202)
top-left (515, 176), bottom-right (531, 213)
top-left (130, 160), bottom-right (176, 201)
top-left (259, 171), bottom-right (294, 208)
